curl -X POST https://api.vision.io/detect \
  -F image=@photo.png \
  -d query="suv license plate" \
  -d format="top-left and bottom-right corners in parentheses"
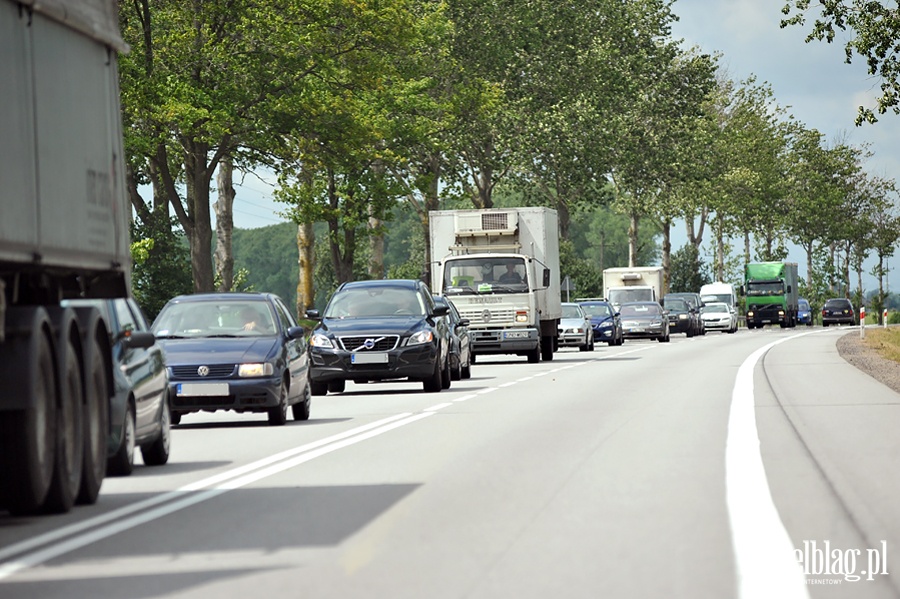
top-left (351, 352), bottom-right (388, 364)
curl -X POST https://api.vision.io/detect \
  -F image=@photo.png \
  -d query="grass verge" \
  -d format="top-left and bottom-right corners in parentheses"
top-left (862, 327), bottom-right (900, 363)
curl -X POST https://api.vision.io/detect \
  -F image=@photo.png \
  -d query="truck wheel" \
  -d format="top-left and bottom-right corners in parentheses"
top-left (42, 308), bottom-right (85, 513)
top-left (75, 313), bottom-right (110, 506)
top-left (0, 307), bottom-right (57, 515)
top-left (527, 344), bottom-right (541, 363)
top-left (540, 336), bottom-right (554, 361)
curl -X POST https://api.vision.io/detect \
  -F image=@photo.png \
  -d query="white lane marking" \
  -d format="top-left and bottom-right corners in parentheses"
top-left (424, 402), bottom-right (453, 412)
top-left (727, 334), bottom-right (811, 598)
top-left (452, 394), bottom-right (477, 402)
top-left (498, 382), bottom-right (517, 388)
top-left (477, 387), bottom-right (498, 395)
top-left (0, 413), bottom-right (417, 572)
top-left (0, 412), bottom-right (434, 580)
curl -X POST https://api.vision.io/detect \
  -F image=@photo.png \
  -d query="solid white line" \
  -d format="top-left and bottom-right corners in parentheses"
top-left (0, 413), bottom-right (415, 566)
top-left (424, 402), bottom-right (453, 412)
top-left (0, 412), bottom-right (434, 580)
top-left (726, 334), bottom-right (810, 598)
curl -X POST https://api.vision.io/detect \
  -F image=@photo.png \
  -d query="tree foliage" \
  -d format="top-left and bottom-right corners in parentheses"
top-left (781, 0), bottom-right (900, 124)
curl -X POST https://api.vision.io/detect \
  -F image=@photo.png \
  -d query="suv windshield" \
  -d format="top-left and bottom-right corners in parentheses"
top-left (325, 287), bottom-right (425, 318)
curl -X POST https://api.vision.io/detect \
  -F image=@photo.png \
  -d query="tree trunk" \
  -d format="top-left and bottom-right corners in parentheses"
top-left (214, 157), bottom-right (236, 292)
top-left (185, 144), bottom-right (215, 293)
top-left (326, 169), bottom-right (355, 284)
top-left (368, 213), bottom-right (384, 279)
top-left (660, 220), bottom-right (671, 296)
top-left (628, 211), bottom-right (639, 267)
top-left (296, 222), bottom-right (315, 316)
top-left (556, 197), bottom-right (571, 240)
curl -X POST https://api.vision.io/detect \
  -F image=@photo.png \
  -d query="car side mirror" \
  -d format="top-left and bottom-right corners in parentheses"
top-left (122, 331), bottom-right (156, 349)
top-left (432, 305), bottom-right (450, 317)
top-left (459, 318), bottom-right (470, 327)
top-left (286, 326), bottom-right (307, 340)
top-left (305, 309), bottom-right (321, 320)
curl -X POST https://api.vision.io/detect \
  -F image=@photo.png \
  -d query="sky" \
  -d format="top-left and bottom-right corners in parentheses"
top-left (227, 0), bottom-right (899, 289)
top-left (669, 0), bottom-right (899, 290)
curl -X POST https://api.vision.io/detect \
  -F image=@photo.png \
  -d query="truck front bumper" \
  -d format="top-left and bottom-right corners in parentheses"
top-left (469, 327), bottom-right (539, 355)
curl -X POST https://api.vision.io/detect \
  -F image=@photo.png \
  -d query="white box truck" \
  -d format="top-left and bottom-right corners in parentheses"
top-left (0, 0), bottom-right (130, 514)
top-left (603, 266), bottom-right (665, 309)
top-left (429, 207), bottom-right (561, 363)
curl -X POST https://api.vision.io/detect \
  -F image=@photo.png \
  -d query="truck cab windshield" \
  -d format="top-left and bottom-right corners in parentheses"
top-left (443, 257), bottom-right (528, 294)
top-left (747, 282), bottom-right (784, 296)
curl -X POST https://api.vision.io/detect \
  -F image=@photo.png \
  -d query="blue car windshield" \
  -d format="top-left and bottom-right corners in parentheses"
top-left (153, 300), bottom-right (276, 337)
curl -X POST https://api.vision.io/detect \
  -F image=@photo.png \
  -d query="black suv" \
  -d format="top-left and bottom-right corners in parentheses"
top-left (306, 279), bottom-right (451, 394)
top-left (664, 292), bottom-right (706, 335)
top-left (822, 298), bottom-right (856, 326)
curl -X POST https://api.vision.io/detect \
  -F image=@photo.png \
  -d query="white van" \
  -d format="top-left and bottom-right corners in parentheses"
top-left (699, 281), bottom-right (737, 309)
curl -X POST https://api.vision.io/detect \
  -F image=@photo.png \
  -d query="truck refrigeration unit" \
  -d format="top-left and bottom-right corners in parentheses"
top-left (0, 0), bottom-right (131, 514)
top-left (429, 207), bottom-right (562, 363)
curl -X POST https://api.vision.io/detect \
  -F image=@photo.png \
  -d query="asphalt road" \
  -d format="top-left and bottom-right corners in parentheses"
top-left (1, 326), bottom-right (898, 599)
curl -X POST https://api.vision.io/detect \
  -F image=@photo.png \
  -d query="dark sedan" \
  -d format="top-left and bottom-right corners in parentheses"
top-left (662, 296), bottom-right (699, 337)
top-left (151, 292), bottom-right (311, 426)
top-left (434, 295), bottom-right (472, 380)
top-left (306, 279), bottom-right (451, 394)
top-left (63, 297), bottom-right (171, 476)
top-left (579, 299), bottom-right (623, 346)
top-left (619, 301), bottom-right (670, 342)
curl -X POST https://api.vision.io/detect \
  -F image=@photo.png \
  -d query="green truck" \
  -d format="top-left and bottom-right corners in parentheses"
top-left (742, 262), bottom-right (799, 328)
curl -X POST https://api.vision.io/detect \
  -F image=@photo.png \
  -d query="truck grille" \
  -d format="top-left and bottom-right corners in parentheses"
top-left (458, 308), bottom-right (517, 325)
top-left (338, 335), bottom-right (399, 352)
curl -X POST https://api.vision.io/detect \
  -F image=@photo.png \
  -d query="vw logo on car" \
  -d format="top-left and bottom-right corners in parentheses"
top-left (197, 365), bottom-right (209, 377)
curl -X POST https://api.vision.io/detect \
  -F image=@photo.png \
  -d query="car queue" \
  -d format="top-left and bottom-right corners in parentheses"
top-left (56, 276), bottom-right (859, 490)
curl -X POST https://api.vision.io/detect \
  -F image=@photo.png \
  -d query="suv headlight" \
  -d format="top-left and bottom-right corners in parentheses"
top-left (310, 333), bottom-right (335, 349)
top-left (408, 330), bottom-right (434, 346)
top-left (239, 363), bottom-right (275, 377)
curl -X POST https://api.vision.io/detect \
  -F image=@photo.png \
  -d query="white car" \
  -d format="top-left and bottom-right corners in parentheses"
top-left (558, 302), bottom-right (594, 351)
top-left (701, 302), bottom-right (737, 333)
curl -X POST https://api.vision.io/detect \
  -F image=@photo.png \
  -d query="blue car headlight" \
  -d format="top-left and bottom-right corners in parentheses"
top-left (408, 330), bottom-right (434, 346)
top-left (239, 363), bottom-right (275, 377)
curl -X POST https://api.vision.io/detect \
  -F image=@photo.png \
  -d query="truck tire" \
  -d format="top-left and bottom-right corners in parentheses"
top-left (540, 336), bottom-right (554, 361)
top-left (527, 344), bottom-right (541, 363)
top-left (73, 310), bottom-right (111, 505)
top-left (0, 307), bottom-right (58, 515)
top-left (42, 308), bottom-right (85, 513)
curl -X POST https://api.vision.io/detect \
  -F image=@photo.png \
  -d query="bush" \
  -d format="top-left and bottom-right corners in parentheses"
top-left (889, 311), bottom-right (900, 325)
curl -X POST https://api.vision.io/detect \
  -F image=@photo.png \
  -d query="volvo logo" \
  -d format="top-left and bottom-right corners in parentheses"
top-left (363, 338), bottom-right (376, 350)
top-left (482, 309), bottom-right (492, 323)
top-left (197, 365), bottom-right (210, 377)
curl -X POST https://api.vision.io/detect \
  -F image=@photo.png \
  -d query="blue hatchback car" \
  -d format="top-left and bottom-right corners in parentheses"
top-left (579, 299), bottom-right (624, 346)
top-left (798, 298), bottom-right (813, 326)
top-left (151, 292), bottom-right (311, 426)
